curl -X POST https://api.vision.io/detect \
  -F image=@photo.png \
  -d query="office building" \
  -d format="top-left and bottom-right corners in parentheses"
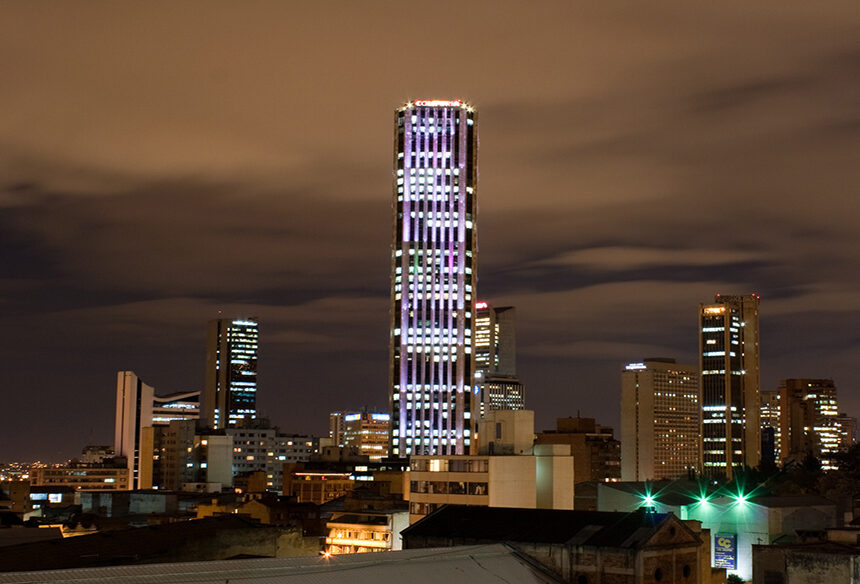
top-left (620, 359), bottom-right (700, 481)
top-left (114, 371), bottom-right (201, 489)
top-left (759, 389), bottom-right (782, 463)
top-left (227, 427), bottom-right (320, 491)
top-left (535, 417), bottom-right (621, 484)
top-left (336, 410), bottom-right (391, 461)
top-left (204, 318), bottom-right (259, 429)
top-left (389, 99), bottom-right (478, 456)
top-left (29, 461), bottom-right (130, 491)
top-left (836, 412), bottom-right (857, 451)
top-left (474, 302), bottom-right (525, 415)
top-left (474, 302), bottom-right (523, 414)
top-left (474, 302), bottom-right (516, 376)
top-left (767, 379), bottom-right (841, 469)
top-left (699, 293), bottom-right (761, 479)
top-left (139, 419), bottom-right (233, 491)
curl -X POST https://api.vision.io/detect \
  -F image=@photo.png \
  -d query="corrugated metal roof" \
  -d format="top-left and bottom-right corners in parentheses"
top-left (0, 544), bottom-right (565, 584)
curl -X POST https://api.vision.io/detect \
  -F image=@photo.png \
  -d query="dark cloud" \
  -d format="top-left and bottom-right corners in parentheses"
top-left (1, 1), bottom-right (859, 459)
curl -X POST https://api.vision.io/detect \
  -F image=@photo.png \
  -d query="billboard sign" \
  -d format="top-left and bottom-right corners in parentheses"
top-left (714, 533), bottom-right (737, 569)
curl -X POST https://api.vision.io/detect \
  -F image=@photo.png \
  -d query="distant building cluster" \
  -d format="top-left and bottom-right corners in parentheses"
top-left (1, 98), bottom-right (857, 584)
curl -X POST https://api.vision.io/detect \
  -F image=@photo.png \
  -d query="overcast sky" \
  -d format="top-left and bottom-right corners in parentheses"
top-left (2, 1), bottom-right (859, 461)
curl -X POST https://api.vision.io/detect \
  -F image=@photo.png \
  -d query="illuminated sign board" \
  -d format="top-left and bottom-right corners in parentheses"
top-left (625, 363), bottom-right (647, 371)
top-left (371, 413), bottom-right (391, 421)
top-left (475, 301), bottom-right (488, 310)
top-left (703, 306), bottom-right (726, 315)
top-left (714, 533), bottom-right (737, 569)
top-left (414, 100), bottom-right (462, 107)
top-left (344, 414), bottom-right (361, 422)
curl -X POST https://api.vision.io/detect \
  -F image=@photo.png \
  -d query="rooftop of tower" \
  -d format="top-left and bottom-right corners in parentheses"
top-left (400, 99), bottom-right (474, 111)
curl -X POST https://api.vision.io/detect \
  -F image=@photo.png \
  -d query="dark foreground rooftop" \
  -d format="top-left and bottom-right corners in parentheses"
top-left (402, 505), bottom-right (671, 549)
top-left (0, 544), bottom-right (563, 584)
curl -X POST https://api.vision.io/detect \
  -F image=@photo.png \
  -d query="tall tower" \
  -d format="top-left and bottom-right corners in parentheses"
top-left (699, 294), bottom-right (760, 479)
top-left (204, 318), bottom-right (259, 429)
top-left (389, 99), bottom-right (477, 456)
top-left (475, 302), bottom-right (524, 414)
top-left (620, 359), bottom-right (700, 481)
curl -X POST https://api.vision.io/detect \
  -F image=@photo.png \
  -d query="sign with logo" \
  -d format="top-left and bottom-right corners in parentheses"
top-left (414, 100), bottom-right (462, 107)
top-left (714, 533), bottom-right (737, 569)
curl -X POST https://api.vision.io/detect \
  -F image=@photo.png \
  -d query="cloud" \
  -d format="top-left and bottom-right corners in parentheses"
top-left (534, 246), bottom-right (765, 271)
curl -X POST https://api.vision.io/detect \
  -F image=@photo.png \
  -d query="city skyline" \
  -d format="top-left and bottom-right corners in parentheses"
top-left (2, 2), bottom-right (859, 461)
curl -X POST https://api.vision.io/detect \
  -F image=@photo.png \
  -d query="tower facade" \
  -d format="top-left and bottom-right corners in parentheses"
top-left (620, 359), bottom-right (700, 481)
top-left (699, 294), bottom-right (760, 479)
top-left (389, 99), bottom-right (477, 456)
top-left (475, 302), bottom-right (524, 415)
top-left (204, 318), bottom-right (259, 429)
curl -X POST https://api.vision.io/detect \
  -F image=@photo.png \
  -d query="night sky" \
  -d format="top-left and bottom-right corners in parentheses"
top-left (2, 2), bottom-right (859, 462)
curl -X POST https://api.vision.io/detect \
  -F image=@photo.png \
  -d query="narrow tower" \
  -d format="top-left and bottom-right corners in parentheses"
top-left (204, 318), bottom-right (259, 429)
top-left (389, 99), bottom-right (477, 456)
top-left (699, 294), bottom-right (760, 479)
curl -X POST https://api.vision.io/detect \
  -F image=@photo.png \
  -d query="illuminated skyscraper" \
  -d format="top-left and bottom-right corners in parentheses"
top-left (204, 318), bottom-right (259, 429)
top-left (474, 302), bottom-right (524, 414)
top-left (775, 379), bottom-right (841, 469)
top-left (389, 99), bottom-right (477, 456)
top-left (699, 294), bottom-right (760, 479)
top-left (620, 359), bottom-right (699, 481)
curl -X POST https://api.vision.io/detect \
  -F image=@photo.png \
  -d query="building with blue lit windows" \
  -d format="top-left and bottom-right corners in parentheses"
top-left (204, 318), bottom-right (259, 429)
top-left (699, 294), bottom-right (760, 479)
top-left (389, 100), bottom-right (477, 456)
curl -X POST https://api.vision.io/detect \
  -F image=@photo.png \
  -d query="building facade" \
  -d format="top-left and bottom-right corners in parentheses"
top-left (389, 100), bottom-right (478, 456)
top-left (699, 294), bottom-right (761, 479)
top-left (474, 302), bottom-right (524, 415)
top-left (204, 318), bottom-right (259, 429)
top-left (621, 359), bottom-right (700, 481)
top-left (772, 379), bottom-right (841, 469)
top-left (535, 417), bottom-right (621, 484)
top-left (114, 371), bottom-right (201, 489)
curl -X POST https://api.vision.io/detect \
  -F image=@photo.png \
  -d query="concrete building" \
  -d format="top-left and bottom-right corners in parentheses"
top-left (283, 455), bottom-right (408, 505)
top-left (753, 530), bottom-right (860, 583)
top-left (775, 378), bottom-right (841, 469)
top-left (699, 293), bottom-right (761, 479)
top-left (114, 371), bottom-right (201, 489)
top-left (597, 481), bottom-right (837, 582)
top-left (389, 99), bottom-right (478, 457)
top-left (760, 389), bottom-right (783, 462)
top-left (226, 427), bottom-right (320, 492)
top-left (474, 302), bottom-right (524, 415)
top-left (407, 410), bottom-right (573, 523)
top-left (621, 359), bottom-right (700, 481)
top-left (139, 419), bottom-right (233, 491)
top-left (836, 412), bottom-right (857, 451)
top-left (204, 317), bottom-right (259, 429)
top-left (29, 460), bottom-right (130, 491)
top-left (535, 416), bottom-right (621, 485)
top-left (326, 509), bottom-right (410, 555)
top-left (329, 410), bottom-right (391, 461)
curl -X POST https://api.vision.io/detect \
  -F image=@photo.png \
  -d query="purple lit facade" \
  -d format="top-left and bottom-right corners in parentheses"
top-left (389, 100), bottom-right (477, 456)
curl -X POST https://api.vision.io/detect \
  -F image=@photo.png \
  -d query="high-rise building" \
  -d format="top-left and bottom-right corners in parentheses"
top-left (474, 302), bottom-right (516, 376)
top-left (474, 302), bottom-right (524, 415)
top-left (773, 379), bottom-right (840, 469)
top-left (759, 389), bottom-right (782, 465)
top-left (836, 412), bottom-right (857, 451)
top-left (620, 359), bottom-right (700, 481)
top-left (204, 318), bottom-right (259, 429)
top-left (330, 410), bottom-right (392, 461)
top-left (389, 99), bottom-right (478, 456)
top-left (114, 371), bottom-right (201, 489)
top-left (699, 294), bottom-right (761, 479)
